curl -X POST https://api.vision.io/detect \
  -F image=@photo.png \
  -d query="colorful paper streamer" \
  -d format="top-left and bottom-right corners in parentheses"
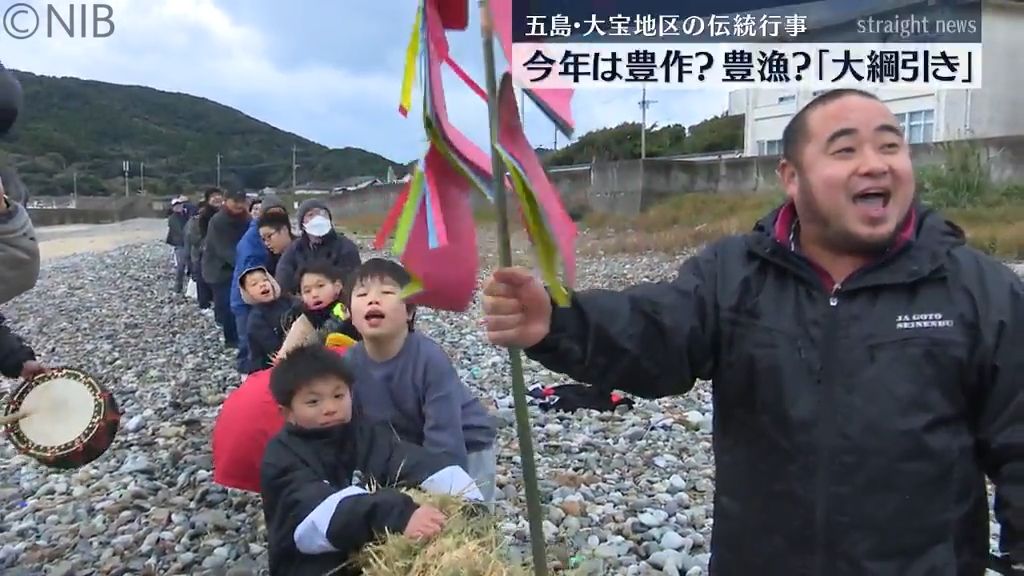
top-left (398, 2), bottom-right (423, 117)
top-left (379, 0), bottom-right (578, 314)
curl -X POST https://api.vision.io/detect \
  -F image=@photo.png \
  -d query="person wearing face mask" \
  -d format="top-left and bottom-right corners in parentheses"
top-left (274, 199), bottom-right (361, 296)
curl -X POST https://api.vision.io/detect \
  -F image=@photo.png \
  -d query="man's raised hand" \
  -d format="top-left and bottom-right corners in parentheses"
top-left (481, 267), bottom-right (553, 349)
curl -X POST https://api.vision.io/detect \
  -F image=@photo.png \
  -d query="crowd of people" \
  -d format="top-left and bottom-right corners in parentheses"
top-left (166, 187), bottom-right (499, 574)
top-left (164, 187), bottom-right (362, 374)
top-left (5, 71), bottom-right (1024, 574)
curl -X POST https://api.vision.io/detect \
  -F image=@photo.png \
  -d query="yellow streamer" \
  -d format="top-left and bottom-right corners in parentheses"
top-left (392, 168), bottom-right (425, 255)
top-left (400, 274), bottom-right (425, 300)
top-left (325, 333), bottom-right (357, 348)
top-left (398, 2), bottom-right (422, 117)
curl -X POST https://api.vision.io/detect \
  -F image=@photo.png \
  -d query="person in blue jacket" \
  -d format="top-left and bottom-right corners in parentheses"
top-left (230, 195), bottom-right (289, 373)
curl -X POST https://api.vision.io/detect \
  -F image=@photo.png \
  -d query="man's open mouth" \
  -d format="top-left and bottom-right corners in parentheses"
top-left (365, 310), bottom-right (385, 321)
top-left (852, 188), bottom-right (891, 208)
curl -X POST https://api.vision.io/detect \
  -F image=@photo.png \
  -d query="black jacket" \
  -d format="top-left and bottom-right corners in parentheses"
top-left (526, 203), bottom-right (1024, 576)
top-left (165, 212), bottom-right (188, 247)
top-left (246, 297), bottom-right (298, 373)
top-left (304, 300), bottom-right (362, 344)
top-left (260, 420), bottom-right (462, 576)
top-left (202, 210), bottom-right (250, 285)
top-left (275, 200), bottom-right (361, 295)
top-left (276, 231), bottom-right (362, 295)
top-left (0, 313), bottom-right (33, 378)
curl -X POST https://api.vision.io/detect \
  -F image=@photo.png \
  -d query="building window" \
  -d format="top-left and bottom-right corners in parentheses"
top-left (778, 94), bottom-right (796, 103)
top-left (758, 139), bottom-right (782, 155)
top-left (893, 109), bottom-right (935, 143)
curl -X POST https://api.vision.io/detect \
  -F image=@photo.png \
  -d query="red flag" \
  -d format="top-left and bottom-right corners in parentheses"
top-left (443, 54), bottom-right (487, 102)
top-left (401, 145), bottom-right (479, 312)
top-left (489, 0), bottom-right (575, 137)
top-left (423, 0), bottom-right (493, 184)
top-left (436, 0), bottom-right (468, 30)
top-left (496, 72), bottom-right (576, 288)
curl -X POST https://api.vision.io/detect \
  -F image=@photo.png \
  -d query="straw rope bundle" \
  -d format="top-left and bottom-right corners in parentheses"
top-left (342, 490), bottom-right (533, 576)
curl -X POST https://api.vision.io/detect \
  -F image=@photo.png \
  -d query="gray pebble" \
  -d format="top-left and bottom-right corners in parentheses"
top-left (0, 236), bottom-right (1010, 574)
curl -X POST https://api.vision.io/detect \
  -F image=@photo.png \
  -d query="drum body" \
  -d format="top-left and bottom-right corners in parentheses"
top-left (3, 367), bottom-right (120, 469)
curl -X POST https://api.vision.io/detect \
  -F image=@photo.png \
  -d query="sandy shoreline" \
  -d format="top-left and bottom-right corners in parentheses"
top-left (35, 218), bottom-right (168, 262)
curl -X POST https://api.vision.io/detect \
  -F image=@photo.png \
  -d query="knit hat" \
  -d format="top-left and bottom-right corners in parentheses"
top-left (0, 62), bottom-right (22, 136)
top-left (238, 266), bottom-right (281, 305)
top-left (261, 194), bottom-right (287, 214)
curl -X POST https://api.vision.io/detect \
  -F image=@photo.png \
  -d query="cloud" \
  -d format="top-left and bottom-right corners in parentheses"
top-left (2, 0), bottom-right (416, 160)
top-left (0, 0), bottom-right (731, 166)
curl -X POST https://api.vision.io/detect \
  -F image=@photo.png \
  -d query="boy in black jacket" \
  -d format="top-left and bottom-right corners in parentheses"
top-left (296, 259), bottom-right (361, 342)
top-left (239, 266), bottom-right (298, 373)
top-left (275, 259), bottom-right (362, 361)
top-left (260, 344), bottom-right (484, 576)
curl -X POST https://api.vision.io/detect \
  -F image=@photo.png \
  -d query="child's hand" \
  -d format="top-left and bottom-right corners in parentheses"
top-left (403, 505), bottom-right (446, 540)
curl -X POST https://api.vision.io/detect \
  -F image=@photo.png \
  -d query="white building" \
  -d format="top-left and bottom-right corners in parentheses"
top-left (728, 0), bottom-right (1024, 156)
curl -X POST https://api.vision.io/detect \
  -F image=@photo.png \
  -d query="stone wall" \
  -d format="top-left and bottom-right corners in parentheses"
top-left (27, 196), bottom-right (163, 226)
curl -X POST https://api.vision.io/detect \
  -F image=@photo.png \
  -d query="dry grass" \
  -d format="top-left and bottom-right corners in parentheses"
top-left (580, 194), bottom-right (1024, 258)
top-left (578, 193), bottom-right (784, 256)
top-left (344, 490), bottom-right (534, 576)
top-left (337, 213), bottom-right (392, 236)
top-left (945, 203), bottom-right (1024, 259)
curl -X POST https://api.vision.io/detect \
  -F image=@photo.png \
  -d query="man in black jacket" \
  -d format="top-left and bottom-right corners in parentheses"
top-left (481, 88), bottom-right (1024, 576)
top-left (165, 197), bottom-right (190, 294)
top-left (202, 188), bottom-right (250, 349)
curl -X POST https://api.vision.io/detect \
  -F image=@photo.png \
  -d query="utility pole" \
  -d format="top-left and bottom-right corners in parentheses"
top-left (292, 144), bottom-right (298, 191)
top-left (140, 162), bottom-right (145, 194)
top-left (639, 85), bottom-right (658, 160)
top-left (639, 86), bottom-right (657, 194)
top-left (72, 171), bottom-right (77, 207)
top-left (216, 154), bottom-right (222, 187)
top-left (554, 126), bottom-right (558, 150)
top-left (520, 88), bottom-right (525, 130)
top-left (122, 160), bottom-right (129, 197)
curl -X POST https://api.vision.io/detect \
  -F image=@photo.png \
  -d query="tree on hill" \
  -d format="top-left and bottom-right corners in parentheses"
top-left (0, 70), bottom-right (408, 196)
top-left (545, 113), bottom-right (744, 166)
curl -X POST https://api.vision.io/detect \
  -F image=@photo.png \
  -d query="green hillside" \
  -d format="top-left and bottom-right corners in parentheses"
top-left (545, 113), bottom-right (744, 166)
top-left (0, 70), bottom-right (408, 196)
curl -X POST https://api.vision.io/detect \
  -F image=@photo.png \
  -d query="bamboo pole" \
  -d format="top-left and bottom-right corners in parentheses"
top-left (478, 1), bottom-right (548, 573)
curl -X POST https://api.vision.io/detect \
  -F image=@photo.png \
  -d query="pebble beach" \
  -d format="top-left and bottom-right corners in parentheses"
top-left (0, 220), bottom-right (1007, 575)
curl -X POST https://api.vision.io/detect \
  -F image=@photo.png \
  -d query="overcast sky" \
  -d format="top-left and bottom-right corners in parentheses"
top-left (2, 0), bottom-right (731, 163)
